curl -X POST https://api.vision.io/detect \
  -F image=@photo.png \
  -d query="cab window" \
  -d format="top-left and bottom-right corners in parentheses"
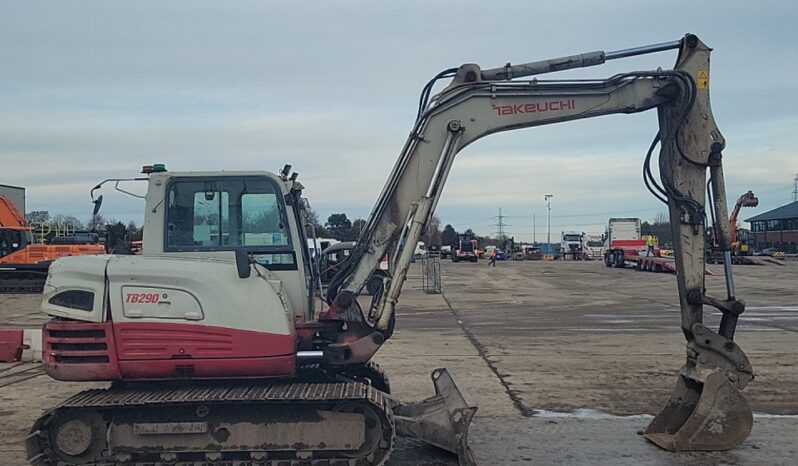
top-left (165, 177), bottom-right (292, 257)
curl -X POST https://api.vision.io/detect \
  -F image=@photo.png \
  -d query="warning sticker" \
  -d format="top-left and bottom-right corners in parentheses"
top-left (697, 70), bottom-right (708, 89)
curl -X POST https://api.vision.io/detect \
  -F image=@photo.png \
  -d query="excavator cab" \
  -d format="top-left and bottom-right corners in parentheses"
top-left (0, 228), bottom-right (26, 257)
top-left (735, 228), bottom-right (753, 255)
top-left (40, 170), bottom-right (312, 381)
top-left (32, 166), bottom-right (477, 465)
top-left (0, 197), bottom-right (31, 260)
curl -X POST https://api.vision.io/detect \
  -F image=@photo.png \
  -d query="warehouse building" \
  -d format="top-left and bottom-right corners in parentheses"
top-left (746, 200), bottom-right (798, 253)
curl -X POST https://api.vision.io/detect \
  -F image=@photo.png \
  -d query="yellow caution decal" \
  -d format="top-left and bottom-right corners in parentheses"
top-left (697, 70), bottom-right (708, 89)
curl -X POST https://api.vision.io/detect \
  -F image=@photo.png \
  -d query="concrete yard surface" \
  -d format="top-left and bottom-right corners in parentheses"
top-left (1, 260), bottom-right (796, 465)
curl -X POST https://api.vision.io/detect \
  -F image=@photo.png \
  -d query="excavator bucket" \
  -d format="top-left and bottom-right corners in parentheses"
top-left (392, 368), bottom-right (478, 466)
top-left (645, 371), bottom-right (753, 451)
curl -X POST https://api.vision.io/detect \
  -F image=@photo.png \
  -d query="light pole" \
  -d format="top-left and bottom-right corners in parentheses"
top-left (544, 194), bottom-right (554, 251)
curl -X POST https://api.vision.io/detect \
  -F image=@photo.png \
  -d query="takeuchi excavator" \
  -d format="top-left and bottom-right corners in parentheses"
top-left (28, 34), bottom-right (754, 465)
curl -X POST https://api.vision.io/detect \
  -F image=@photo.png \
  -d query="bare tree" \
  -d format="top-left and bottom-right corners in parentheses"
top-left (422, 215), bottom-right (443, 245)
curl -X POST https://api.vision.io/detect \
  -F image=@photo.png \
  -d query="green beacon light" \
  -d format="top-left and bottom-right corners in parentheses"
top-left (141, 163), bottom-right (167, 174)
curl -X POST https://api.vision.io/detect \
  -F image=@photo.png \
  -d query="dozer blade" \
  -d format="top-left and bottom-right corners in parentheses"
top-left (392, 368), bottom-right (478, 466)
top-left (645, 371), bottom-right (753, 451)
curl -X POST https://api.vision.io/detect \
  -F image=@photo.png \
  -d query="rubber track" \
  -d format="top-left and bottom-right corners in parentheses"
top-left (0, 278), bottom-right (44, 294)
top-left (0, 271), bottom-right (46, 293)
top-left (27, 380), bottom-right (395, 466)
top-left (341, 360), bottom-right (392, 394)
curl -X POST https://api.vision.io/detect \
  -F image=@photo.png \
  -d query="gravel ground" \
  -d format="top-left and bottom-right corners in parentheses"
top-left (1, 259), bottom-right (795, 464)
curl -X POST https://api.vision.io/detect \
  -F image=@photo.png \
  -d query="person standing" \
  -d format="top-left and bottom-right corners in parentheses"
top-left (646, 234), bottom-right (656, 257)
top-left (488, 249), bottom-right (497, 267)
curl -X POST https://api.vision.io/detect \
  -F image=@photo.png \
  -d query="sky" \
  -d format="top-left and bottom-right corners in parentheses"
top-left (1, 1), bottom-right (796, 242)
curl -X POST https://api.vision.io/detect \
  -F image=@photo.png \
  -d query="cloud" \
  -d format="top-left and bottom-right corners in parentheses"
top-left (1, 1), bottom-right (797, 240)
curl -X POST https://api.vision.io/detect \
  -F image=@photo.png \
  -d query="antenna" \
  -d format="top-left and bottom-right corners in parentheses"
top-left (793, 174), bottom-right (798, 202)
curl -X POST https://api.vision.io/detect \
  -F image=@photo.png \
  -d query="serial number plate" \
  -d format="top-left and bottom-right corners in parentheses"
top-left (133, 422), bottom-right (208, 435)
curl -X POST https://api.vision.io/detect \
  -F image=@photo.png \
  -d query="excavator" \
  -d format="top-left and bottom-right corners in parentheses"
top-left (0, 196), bottom-right (105, 293)
top-left (707, 190), bottom-right (759, 263)
top-left (28, 34), bottom-right (754, 465)
top-left (729, 190), bottom-right (759, 255)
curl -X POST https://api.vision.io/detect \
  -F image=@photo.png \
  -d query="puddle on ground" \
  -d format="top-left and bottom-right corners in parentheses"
top-left (532, 408), bottom-right (798, 420)
top-left (533, 408), bottom-right (652, 419)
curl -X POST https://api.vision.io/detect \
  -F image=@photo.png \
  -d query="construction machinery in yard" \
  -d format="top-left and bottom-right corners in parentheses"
top-left (0, 196), bottom-right (105, 293)
top-left (29, 34), bottom-right (754, 465)
top-left (730, 191), bottom-right (759, 255)
top-left (451, 232), bottom-right (478, 262)
top-left (707, 190), bottom-right (759, 263)
top-left (319, 241), bottom-right (388, 295)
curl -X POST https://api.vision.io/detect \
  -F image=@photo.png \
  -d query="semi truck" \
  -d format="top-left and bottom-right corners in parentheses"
top-left (560, 231), bottom-right (583, 259)
top-left (603, 217), bottom-right (649, 267)
top-left (582, 233), bottom-right (604, 260)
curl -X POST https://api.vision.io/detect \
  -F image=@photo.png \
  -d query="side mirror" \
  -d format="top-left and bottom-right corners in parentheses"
top-left (92, 195), bottom-right (104, 216)
top-left (235, 249), bottom-right (252, 279)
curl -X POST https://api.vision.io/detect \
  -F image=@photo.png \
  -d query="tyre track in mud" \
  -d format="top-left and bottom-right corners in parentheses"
top-left (0, 365), bottom-right (44, 388)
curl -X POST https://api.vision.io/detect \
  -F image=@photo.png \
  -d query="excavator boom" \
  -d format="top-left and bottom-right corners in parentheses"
top-left (326, 33), bottom-right (753, 452)
top-left (0, 195), bottom-right (27, 229)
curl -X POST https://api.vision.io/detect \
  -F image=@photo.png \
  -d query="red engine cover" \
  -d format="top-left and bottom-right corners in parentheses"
top-left (42, 320), bottom-right (296, 381)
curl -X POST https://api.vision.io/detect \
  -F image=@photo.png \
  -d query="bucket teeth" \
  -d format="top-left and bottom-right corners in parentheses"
top-left (645, 371), bottom-right (753, 451)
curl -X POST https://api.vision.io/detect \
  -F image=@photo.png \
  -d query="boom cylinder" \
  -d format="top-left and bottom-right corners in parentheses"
top-left (605, 39), bottom-right (683, 60)
top-left (480, 37), bottom-right (684, 81)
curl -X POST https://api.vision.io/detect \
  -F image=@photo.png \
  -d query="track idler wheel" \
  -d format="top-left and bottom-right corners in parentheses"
top-left (27, 410), bottom-right (107, 465)
top-left (645, 371), bottom-right (753, 451)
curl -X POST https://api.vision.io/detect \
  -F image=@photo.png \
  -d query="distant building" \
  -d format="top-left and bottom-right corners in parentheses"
top-left (745, 201), bottom-right (798, 253)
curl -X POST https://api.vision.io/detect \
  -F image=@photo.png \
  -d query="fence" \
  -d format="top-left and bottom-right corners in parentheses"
top-left (27, 224), bottom-right (81, 244)
top-left (421, 256), bottom-right (442, 294)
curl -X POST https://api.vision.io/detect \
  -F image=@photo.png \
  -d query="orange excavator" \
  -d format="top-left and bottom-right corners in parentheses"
top-left (729, 191), bottom-right (759, 254)
top-left (707, 191), bottom-right (758, 263)
top-left (0, 196), bottom-right (105, 293)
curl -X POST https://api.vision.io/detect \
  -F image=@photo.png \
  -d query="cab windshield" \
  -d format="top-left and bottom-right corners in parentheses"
top-left (164, 177), bottom-right (292, 254)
